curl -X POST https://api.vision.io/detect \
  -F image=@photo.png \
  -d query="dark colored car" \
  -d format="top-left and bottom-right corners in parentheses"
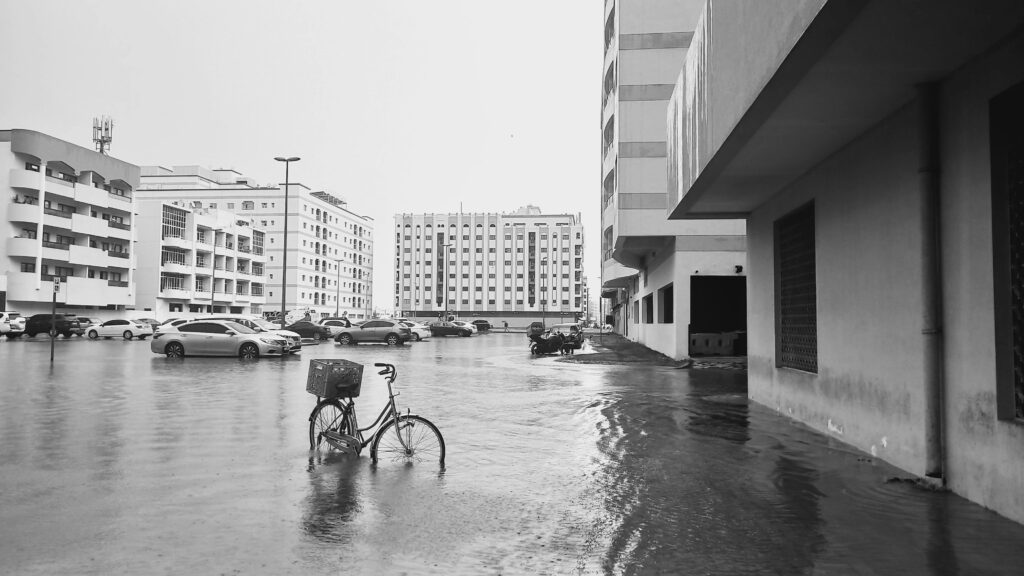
top-left (284, 321), bottom-right (333, 341)
top-left (334, 319), bottom-right (412, 345)
top-left (429, 322), bottom-right (472, 337)
top-left (470, 319), bottom-right (491, 332)
top-left (527, 322), bottom-right (546, 337)
top-left (24, 314), bottom-right (84, 338)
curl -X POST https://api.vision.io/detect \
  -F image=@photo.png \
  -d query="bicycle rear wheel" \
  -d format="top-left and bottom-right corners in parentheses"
top-left (309, 399), bottom-right (353, 451)
top-left (370, 415), bottom-right (445, 467)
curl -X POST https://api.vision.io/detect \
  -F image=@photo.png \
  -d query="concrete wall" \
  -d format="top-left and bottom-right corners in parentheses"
top-left (747, 30), bottom-right (1024, 523)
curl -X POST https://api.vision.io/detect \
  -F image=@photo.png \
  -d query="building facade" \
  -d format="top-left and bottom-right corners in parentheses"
top-left (1, 129), bottom-right (138, 315)
top-left (600, 0), bottom-right (746, 360)
top-left (138, 166), bottom-right (373, 320)
top-left (394, 207), bottom-right (585, 326)
top-left (668, 0), bottom-right (1024, 523)
top-left (134, 199), bottom-right (268, 317)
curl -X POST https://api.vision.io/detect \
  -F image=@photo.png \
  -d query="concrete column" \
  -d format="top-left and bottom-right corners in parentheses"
top-left (34, 160), bottom-right (47, 290)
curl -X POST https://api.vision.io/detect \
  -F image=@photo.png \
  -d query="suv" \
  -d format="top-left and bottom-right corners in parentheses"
top-left (334, 319), bottom-right (412, 345)
top-left (24, 314), bottom-right (84, 338)
top-left (0, 312), bottom-right (24, 338)
top-left (470, 319), bottom-right (491, 332)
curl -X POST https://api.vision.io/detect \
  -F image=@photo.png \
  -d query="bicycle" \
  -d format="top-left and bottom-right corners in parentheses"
top-left (308, 362), bottom-right (446, 467)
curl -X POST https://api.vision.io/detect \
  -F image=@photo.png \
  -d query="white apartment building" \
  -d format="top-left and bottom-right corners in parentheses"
top-left (395, 206), bottom-right (585, 326)
top-left (134, 200), bottom-right (268, 317)
top-left (137, 166), bottom-right (373, 321)
top-left (601, 0), bottom-right (746, 359)
top-left (1, 129), bottom-right (137, 315)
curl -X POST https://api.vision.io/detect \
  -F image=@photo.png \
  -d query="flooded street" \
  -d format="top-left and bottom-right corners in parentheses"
top-left (2, 333), bottom-right (1023, 575)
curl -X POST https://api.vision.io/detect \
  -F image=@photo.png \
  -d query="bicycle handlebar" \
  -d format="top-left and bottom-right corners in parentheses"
top-left (374, 362), bottom-right (395, 377)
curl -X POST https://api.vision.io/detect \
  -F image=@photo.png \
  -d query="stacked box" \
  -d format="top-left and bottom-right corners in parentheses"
top-left (306, 359), bottom-right (363, 398)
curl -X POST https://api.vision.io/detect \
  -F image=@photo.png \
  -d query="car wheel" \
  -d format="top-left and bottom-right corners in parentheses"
top-left (239, 343), bottom-right (260, 359)
top-left (337, 333), bottom-right (353, 345)
top-left (461, 331), bottom-right (471, 337)
top-left (165, 342), bottom-right (185, 358)
top-left (385, 333), bottom-right (399, 346)
top-left (414, 333), bottom-right (422, 342)
top-left (314, 332), bottom-right (324, 341)
top-left (5, 333), bottom-right (20, 339)
top-left (61, 332), bottom-right (72, 338)
top-left (123, 330), bottom-right (133, 340)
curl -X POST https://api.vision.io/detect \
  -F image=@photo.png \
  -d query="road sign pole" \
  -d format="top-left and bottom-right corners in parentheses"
top-left (50, 278), bottom-right (60, 364)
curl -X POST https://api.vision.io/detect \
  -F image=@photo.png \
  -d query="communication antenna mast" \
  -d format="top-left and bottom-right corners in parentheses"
top-left (92, 116), bottom-right (113, 155)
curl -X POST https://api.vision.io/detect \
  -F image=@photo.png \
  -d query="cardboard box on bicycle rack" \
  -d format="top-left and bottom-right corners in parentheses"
top-left (306, 359), bottom-right (363, 398)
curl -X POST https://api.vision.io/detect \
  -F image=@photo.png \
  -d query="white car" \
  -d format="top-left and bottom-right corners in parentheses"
top-left (318, 318), bottom-right (353, 336)
top-left (1, 312), bottom-right (24, 338)
top-left (87, 319), bottom-right (154, 340)
top-left (452, 321), bottom-right (477, 334)
top-left (399, 321), bottom-right (431, 341)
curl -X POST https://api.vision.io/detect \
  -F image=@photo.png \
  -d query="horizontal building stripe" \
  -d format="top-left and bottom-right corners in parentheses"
top-left (619, 84), bottom-right (676, 101)
top-left (674, 235), bottom-right (747, 252)
top-left (619, 193), bottom-right (667, 210)
top-left (619, 141), bottom-right (666, 158)
top-left (619, 31), bottom-right (693, 50)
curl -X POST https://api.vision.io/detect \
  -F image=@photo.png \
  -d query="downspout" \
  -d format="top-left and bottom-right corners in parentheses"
top-left (917, 83), bottom-right (946, 482)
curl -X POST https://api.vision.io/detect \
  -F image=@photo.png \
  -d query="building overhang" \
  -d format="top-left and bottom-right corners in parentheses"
top-left (669, 0), bottom-right (1024, 219)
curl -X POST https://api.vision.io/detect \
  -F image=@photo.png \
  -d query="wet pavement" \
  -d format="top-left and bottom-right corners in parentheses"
top-left (2, 333), bottom-right (1024, 575)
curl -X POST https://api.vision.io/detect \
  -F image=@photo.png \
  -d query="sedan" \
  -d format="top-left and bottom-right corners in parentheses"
top-left (399, 321), bottom-right (431, 341)
top-left (428, 322), bottom-right (472, 337)
top-left (285, 321), bottom-right (333, 341)
top-left (151, 320), bottom-right (288, 358)
top-left (334, 319), bottom-right (412, 345)
top-left (452, 321), bottom-right (478, 334)
top-left (87, 319), bottom-right (154, 340)
top-left (471, 319), bottom-right (492, 332)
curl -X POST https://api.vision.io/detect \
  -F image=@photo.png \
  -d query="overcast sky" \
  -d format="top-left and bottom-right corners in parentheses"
top-left (0, 0), bottom-right (604, 312)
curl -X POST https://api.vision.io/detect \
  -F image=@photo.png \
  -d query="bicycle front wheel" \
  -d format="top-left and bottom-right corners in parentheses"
top-left (371, 415), bottom-right (445, 467)
top-left (309, 399), bottom-right (353, 451)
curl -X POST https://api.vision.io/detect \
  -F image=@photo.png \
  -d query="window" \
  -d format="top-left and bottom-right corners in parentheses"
top-left (21, 262), bottom-right (35, 273)
top-left (992, 80), bottom-right (1024, 420)
top-left (775, 202), bottom-right (817, 373)
top-left (658, 283), bottom-right (674, 323)
top-left (642, 294), bottom-right (654, 324)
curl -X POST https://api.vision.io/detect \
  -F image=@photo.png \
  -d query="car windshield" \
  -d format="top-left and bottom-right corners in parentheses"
top-left (223, 321), bottom-right (257, 334)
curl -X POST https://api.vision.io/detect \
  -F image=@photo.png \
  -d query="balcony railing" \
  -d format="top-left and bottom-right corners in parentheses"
top-left (108, 192), bottom-right (131, 202)
top-left (107, 280), bottom-right (129, 287)
top-left (42, 241), bottom-right (70, 250)
top-left (107, 220), bottom-right (130, 230)
top-left (251, 287), bottom-right (264, 296)
top-left (40, 274), bottom-right (68, 282)
top-left (237, 246), bottom-right (251, 254)
top-left (108, 250), bottom-right (130, 259)
top-left (43, 208), bottom-right (72, 219)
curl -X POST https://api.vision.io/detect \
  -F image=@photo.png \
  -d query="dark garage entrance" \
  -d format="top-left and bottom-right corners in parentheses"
top-left (690, 276), bottom-right (747, 355)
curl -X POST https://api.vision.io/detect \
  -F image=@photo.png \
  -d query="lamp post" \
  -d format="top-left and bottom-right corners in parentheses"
top-left (274, 156), bottom-right (300, 329)
top-left (540, 258), bottom-right (548, 327)
top-left (441, 243), bottom-right (452, 321)
top-left (210, 227), bottom-right (222, 310)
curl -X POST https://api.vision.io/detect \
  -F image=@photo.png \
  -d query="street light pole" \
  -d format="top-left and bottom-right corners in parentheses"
top-left (541, 258), bottom-right (548, 327)
top-left (442, 243), bottom-right (451, 321)
top-left (274, 156), bottom-right (300, 329)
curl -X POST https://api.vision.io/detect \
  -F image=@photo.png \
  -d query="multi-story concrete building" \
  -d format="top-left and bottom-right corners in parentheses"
top-left (600, 0), bottom-right (746, 359)
top-left (667, 0), bottom-right (1024, 523)
top-left (394, 206), bottom-right (585, 326)
top-left (134, 199), bottom-right (268, 317)
top-left (1, 129), bottom-right (138, 315)
top-left (138, 166), bottom-right (373, 320)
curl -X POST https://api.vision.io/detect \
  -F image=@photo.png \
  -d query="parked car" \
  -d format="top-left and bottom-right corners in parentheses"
top-left (1, 312), bottom-right (25, 338)
top-left (207, 316), bottom-right (303, 353)
top-left (527, 321), bottom-right (546, 337)
top-left (134, 318), bottom-right (161, 331)
top-left (399, 321), bottom-right (431, 341)
top-left (429, 322), bottom-right (473, 337)
top-left (285, 320), bottom-right (333, 341)
top-left (156, 318), bottom-right (192, 332)
top-left (151, 320), bottom-right (288, 358)
top-left (549, 323), bottom-right (584, 350)
top-left (470, 319), bottom-right (492, 332)
top-left (76, 317), bottom-right (103, 331)
top-left (317, 317), bottom-right (354, 336)
top-left (23, 314), bottom-right (84, 338)
top-left (451, 320), bottom-right (478, 334)
top-left (87, 319), bottom-right (154, 340)
top-left (334, 319), bottom-right (412, 345)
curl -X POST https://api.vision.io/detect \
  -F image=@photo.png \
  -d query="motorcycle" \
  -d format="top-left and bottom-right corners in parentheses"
top-left (529, 332), bottom-right (564, 355)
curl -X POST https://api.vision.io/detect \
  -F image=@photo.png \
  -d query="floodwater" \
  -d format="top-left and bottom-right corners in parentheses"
top-left (1, 333), bottom-right (1023, 575)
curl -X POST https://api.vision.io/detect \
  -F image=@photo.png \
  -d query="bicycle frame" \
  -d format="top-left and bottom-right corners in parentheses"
top-left (326, 364), bottom-right (412, 453)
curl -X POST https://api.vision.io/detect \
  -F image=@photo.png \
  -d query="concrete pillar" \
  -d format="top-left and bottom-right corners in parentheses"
top-left (34, 160), bottom-right (47, 290)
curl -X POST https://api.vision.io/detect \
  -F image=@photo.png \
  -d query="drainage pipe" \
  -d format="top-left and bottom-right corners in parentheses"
top-left (917, 82), bottom-right (945, 481)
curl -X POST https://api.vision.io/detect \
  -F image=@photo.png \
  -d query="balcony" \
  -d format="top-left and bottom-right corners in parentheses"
top-left (161, 232), bottom-right (190, 250)
top-left (72, 213), bottom-right (109, 237)
top-left (602, 256), bottom-right (637, 289)
top-left (160, 288), bottom-right (192, 300)
top-left (106, 220), bottom-right (131, 240)
top-left (8, 202), bottom-right (40, 225)
top-left (108, 192), bottom-right (131, 204)
top-left (7, 236), bottom-right (37, 258)
top-left (68, 244), bottom-right (110, 267)
top-left (41, 240), bottom-right (69, 251)
top-left (74, 183), bottom-right (109, 207)
top-left (107, 280), bottom-right (129, 288)
top-left (43, 210), bottom-right (74, 231)
top-left (161, 260), bottom-right (192, 275)
top-left (108, 250), bottom-right (130, 260)
top-left (9, 168), bottom-right (40, 191)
